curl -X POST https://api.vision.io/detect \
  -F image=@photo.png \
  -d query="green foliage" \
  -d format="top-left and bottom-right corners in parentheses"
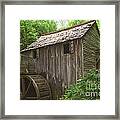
top-left (20, 20), bottom-right (57, 50)
top-left (96, 20), bottom-right (100, 30)
top-left (56, 20), bottom-right (68, 30)
top-left (67, 20), bottom-right (100, 30)
top-left (62, 69), bottom-right (100, 100)
top-left (67, 20), bottom-right (87, 27)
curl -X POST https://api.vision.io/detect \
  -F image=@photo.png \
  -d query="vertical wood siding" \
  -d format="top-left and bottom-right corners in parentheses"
top-left (34, 40), bottom-right (82, 99)
top-left (82, 23), bottom-right (100, 74)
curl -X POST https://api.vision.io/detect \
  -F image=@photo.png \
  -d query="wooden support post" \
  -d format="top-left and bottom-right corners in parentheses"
top-left (75, 40), bottom-right (78, 83)
top-left (81, 39), bottom-right (84, 77)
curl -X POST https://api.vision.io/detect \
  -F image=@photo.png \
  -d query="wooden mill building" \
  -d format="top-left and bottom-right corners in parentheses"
top-left (21, 20), bottom-right (100, 100)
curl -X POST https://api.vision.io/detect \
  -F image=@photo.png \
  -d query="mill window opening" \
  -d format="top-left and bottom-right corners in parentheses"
top-left (33, 50), bottom-right (37, 59)
top-left (64, 43), bottom-right (70, 54)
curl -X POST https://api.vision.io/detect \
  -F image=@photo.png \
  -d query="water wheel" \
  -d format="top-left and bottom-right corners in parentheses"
top-left (20, 75), bottom-right (52, 100)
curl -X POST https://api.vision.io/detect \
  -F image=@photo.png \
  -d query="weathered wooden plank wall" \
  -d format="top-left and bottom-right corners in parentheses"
top-left (34, 40), bottom-right (80, 99)
top-left (70, 41), bottom-right (76, 85)
top-left (82, 23), bottom-right (100, 74)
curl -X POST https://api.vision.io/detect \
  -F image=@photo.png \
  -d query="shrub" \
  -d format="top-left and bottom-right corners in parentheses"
top-left (62, 69), bottom-right (100, 100)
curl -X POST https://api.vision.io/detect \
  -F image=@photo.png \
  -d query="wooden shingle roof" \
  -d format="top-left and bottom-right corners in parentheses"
top-left (21, 20), bottom-right (96, 52)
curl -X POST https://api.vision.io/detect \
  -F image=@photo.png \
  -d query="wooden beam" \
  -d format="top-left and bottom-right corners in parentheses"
top-left (81, 39), bottom-right (84, 77)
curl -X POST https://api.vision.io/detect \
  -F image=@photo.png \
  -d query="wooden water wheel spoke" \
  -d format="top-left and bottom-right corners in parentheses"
top-left (23, 80), bottom-right (32, 97)
top-left (20, 75), bottom-right (52, 100)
